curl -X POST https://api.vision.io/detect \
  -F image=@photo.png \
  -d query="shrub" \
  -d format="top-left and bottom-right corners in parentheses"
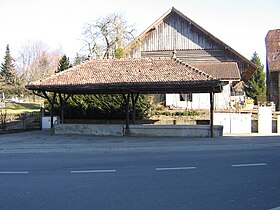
top-left (47, 94), bottom-right (150, 120)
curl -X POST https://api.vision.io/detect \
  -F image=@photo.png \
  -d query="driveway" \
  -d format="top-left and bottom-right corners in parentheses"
top-left (0, 131), bottom-right (280, 210)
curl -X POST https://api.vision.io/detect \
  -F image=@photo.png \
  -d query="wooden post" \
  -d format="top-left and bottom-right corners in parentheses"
top-left (58, 93), bottom-right (71, 124)
top-left (50, 102), bottom-right (54, 129)
top-left (126, 94), bottom-right (130, 130)
top-left (40, 102), bottom-right (44, 130)
top-left (50, 93), bottom-right (57, 130)
top-left (131, 93), bottom-right (140, 124)
top-left (122, 93), bottom-right (130, 132)
top-left (210, 92), bottom-right (214, 138)
top-left (42, 91), bottom-right (57, 134)
top-left (59, 94), bottom-right (64, 124)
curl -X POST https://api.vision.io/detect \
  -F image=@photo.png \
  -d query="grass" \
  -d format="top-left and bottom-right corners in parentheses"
top-left (153, 110), bottom-right (201, 117)
top-left (1, 102), bottom-right (41, 114)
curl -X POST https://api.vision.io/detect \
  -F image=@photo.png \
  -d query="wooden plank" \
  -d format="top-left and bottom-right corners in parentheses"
top-left (210, 92), bottom-right (214, 138)
top-left (141, 50), bottom-right (226, 63)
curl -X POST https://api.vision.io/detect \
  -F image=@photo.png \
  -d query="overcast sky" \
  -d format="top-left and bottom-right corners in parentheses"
top-left (1, 0), bottom-right (279, 65)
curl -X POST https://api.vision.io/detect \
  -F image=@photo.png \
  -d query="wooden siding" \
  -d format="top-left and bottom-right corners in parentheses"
top-left (267, 71), bottom-right (279, 109)
top-left (141, 49), bottom-right (247, 76)
top-left (125, 9), bottom-right (254, 81)
top-left (141, 12), bottom-right (223, 51)
top-left (142, 50), bottom-right (224, 63)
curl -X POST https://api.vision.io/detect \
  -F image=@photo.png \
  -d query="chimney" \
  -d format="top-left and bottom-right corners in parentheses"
top-left (172, 49), bottom-right (177, 59)
top-left (88, 53), bottom-right (93, 60)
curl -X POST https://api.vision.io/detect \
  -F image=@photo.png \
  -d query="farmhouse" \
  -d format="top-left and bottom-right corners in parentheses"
top-left (125, 7), bottom-right (256, 109)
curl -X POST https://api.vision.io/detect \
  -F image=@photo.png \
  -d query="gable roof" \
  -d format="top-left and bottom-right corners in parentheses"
top-left (192, 62), bottom-right (240, 81)
top-left (266, 29), bottom-right (280, 71)
top-left (125, 7), bottom-right (256, 81)
top-left (26, 58), bottom-right (223, 94)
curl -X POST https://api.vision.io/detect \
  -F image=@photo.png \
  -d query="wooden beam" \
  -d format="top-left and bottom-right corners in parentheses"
top-left (42, 91), bottom-right (57, 131)
top-left (58, 93), bottom-right (71, 124)
top-left (210, 92), bottom-right (214, 138)
top-left (58, 94), bottom-right (64, 124)
top-left (122, 93), bottom-right (131, 133)
top-left (50, 93), bottom-right (57, 131)
top-left (32, 90), bottom-right (46, 99)
top-left (131, 93), bottom-right (140, 124)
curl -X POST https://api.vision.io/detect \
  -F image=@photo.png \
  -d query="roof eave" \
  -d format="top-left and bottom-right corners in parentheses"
top-left (26, 80), bottom-right (223, 95)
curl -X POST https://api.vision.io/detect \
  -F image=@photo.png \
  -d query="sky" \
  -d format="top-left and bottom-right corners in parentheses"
top-left (0, 0), bottom-right (279, 65)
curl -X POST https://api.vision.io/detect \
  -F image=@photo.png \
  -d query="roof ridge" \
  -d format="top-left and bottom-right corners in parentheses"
top-left (172, 57), bottom-right (215, 79)
top-left (88, 57), bottom-right (173, 62)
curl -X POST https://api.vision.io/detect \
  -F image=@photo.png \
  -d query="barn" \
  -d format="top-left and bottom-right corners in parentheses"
top-left (125, 7), bottom-right (256, 110)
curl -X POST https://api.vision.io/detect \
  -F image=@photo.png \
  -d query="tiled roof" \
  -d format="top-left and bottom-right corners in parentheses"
top-left (266, 29), bottom-right (280, 71)
top-left (27, 58), bottom-right (222, 94)
top-left (191, 62), bottom-right (240, 80)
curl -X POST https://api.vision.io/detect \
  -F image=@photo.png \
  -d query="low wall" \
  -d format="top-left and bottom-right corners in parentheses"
top-left (54, 124), bottom-right (124, 136)
top-left (214, 113), bottom-right (252, 134)
top-left (54, 124), bottom-right (223, 137)
top-left (128, 125), bottom-right (223, 137)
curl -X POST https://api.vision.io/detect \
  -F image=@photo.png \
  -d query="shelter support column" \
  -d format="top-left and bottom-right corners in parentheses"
top-left (131, 93), bottom-right (140, 124)
top-left (58, 93), bottom-right (71, 124)
top-left (42, 91), bottom-right (57, 134)
top-left (122, 93), bottom-right (131, 133)
top-left (210, 92), bottom-right (214, 138)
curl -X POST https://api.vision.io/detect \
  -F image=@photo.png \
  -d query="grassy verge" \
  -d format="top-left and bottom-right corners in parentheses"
top-left (1, 102), bottom-right (41, 114)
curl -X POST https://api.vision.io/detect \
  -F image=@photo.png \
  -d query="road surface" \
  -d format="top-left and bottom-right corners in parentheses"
top-left (0, 131), bottom-right (279, 210)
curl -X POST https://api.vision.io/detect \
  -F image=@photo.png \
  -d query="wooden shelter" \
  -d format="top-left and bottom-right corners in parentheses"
top-left (26, 57), bottom-right (224, 137)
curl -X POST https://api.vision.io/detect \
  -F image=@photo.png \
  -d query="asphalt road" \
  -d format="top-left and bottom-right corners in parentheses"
top-left (0, 131), bottom-right (280, 210)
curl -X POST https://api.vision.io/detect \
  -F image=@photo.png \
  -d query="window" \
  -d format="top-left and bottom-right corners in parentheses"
top-left (180, 93), bottom-right (192, 102)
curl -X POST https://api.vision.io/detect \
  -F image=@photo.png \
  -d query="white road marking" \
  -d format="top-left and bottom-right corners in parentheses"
top-left (156, 167), bottom-right (196, 171)
top-left (270, 206), bottom-right (280, 210)
top-left (70, 169), bottom-right (116, 173)
top-left (231, 163), bottom-right (267, 167)
top-left (0, 171), bottom-right (29, 174)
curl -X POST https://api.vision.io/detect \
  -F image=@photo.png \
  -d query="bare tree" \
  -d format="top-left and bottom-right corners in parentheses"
top-left (17, 41), bottom-right (61, 82)
top-left (81, 13), bottom-right (135, 59)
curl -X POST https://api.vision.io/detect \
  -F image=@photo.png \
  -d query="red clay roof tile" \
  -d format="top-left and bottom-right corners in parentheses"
top-left (27, 58), bottom-right (222, 93)
top-left (191, 62), bottom-right (240, 80)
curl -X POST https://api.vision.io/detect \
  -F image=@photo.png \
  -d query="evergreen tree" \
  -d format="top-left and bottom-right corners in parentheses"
top-left (0, 44), bottom-right (16, 85)
top-left (56, 54), bottom-right (72, 73)
top-left (244, 52), bottom-right (266, 104)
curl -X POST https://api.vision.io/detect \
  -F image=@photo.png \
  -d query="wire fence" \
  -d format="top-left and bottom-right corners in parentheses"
top-left (0, 111), bottom-right (41, 132)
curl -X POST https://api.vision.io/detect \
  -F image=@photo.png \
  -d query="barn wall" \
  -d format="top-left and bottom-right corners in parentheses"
top-left (126, 11), bottom-right (247, 75)
top-left (141, 12), bottom-right (223, 51)
top-left (166, 83), bottom-right (231, 110)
